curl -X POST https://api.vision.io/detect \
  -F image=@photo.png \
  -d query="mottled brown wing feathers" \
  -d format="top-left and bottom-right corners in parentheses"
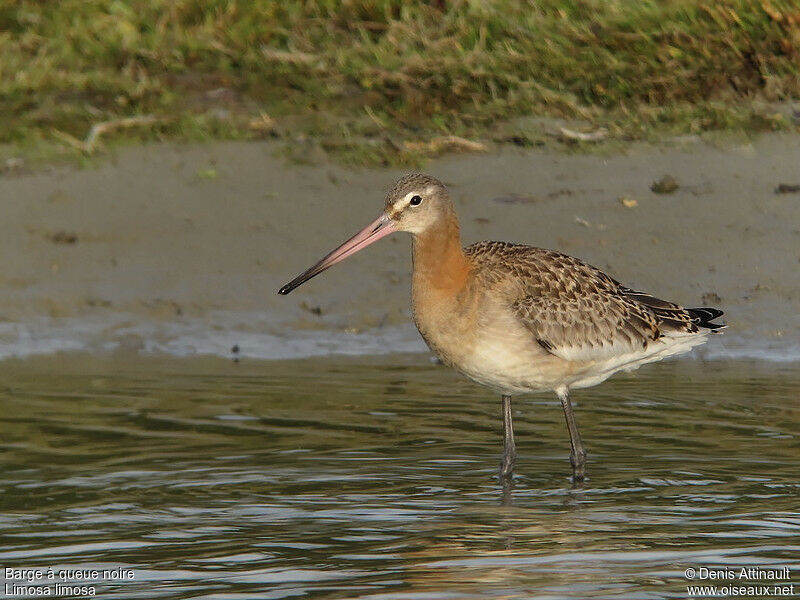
top-left (465, 241), bottom-right (723, 362)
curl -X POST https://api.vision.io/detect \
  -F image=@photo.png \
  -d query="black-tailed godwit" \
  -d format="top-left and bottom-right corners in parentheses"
top-left (279, 173), bottom-right (724, 481)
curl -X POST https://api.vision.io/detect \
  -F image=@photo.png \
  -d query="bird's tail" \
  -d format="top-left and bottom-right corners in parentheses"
top-left (686, 307), bottom-right (725, 331)
top-left (622, 287), bottom-right (726, 334)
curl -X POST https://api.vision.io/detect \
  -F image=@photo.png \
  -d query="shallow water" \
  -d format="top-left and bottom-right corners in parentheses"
top-left (0, 354), bottom-right (798, 599)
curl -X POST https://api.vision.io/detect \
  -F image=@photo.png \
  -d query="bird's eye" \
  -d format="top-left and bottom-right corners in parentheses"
top-left (409, 195), bottom-right (423, 206)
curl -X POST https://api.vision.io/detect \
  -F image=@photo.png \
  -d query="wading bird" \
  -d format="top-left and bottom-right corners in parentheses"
top-left (278, 174), bottom-right (724, 481)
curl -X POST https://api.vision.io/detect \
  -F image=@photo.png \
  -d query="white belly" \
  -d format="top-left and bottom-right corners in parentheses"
top-left (418, 302), bottom-right (562, 395)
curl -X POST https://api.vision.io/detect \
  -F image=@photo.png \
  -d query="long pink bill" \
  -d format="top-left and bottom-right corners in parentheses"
top-left (278, 213), bottom-right (395, 295)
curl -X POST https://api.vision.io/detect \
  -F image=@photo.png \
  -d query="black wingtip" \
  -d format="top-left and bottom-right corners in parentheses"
top-left (688, 307), bottom-right (726, 331)
top-left (278, 284), bottom-right (293, 295)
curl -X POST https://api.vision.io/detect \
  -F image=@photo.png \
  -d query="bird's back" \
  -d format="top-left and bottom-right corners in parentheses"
top-left (463, 241), bottom-right (723, 390)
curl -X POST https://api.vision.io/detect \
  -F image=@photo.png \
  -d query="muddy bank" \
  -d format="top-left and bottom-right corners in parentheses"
top-left (0, 136), bottom-right (798, 360)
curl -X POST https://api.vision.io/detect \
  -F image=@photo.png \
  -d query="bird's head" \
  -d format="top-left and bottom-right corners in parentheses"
top-left (278, 173), bottom-right (452, 295)
top-left (383, 173), bottom-right (454, 235)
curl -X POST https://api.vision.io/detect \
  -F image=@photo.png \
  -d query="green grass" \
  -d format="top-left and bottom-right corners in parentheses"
top-left (2, 0), bottom-right (799, 165)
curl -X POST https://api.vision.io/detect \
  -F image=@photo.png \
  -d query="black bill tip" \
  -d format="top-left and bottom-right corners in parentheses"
top-left (278, 267), bottom-right (322, 295)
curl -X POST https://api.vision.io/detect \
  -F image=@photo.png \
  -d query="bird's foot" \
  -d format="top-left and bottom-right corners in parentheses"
top-left (570, 449), bottom-right (587, 483)
top-left (499, 451), bottom-right (516, 481)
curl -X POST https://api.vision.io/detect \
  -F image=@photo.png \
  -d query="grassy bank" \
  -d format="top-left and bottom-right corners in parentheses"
top-left (2, 0), bottom-right (799, 165)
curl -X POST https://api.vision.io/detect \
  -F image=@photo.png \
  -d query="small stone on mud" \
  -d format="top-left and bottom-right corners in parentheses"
top-left (492, 193), bottom-right (540, 204)
top-left (86, 298), bottom-right (112, 308)
top-left (300, 301), bottom-right (323, 316)
top-left (774, 183), bottom-right (800, 194)
top-left (47, 230), bottom-right (78, 244)
top-left (701, 292), bottom-right (722, 304)
top-left (651, 175), bottom-right (679, 194)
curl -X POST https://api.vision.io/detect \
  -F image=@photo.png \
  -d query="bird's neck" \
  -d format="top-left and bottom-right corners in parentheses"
top-left (411, 215), bottom-right (470, 294)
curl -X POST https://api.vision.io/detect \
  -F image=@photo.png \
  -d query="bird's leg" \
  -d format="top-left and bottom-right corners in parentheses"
top-left (499, 394), bottom-right (516, 481)
top-left (557, 388), bottom-right (586, 482)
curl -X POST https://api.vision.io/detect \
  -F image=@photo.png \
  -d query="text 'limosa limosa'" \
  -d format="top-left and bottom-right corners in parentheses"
top-left (278, 174), bottom-right (724, 482)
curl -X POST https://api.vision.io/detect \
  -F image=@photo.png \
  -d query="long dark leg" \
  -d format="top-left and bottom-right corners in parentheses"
top-left (557, 388), bottom-right (586, 482)
top-left (499, 394), bottom-right (516, 480)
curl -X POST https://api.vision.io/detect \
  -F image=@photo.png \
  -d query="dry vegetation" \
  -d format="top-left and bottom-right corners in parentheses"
top-left (2, 0), bottom-right (799, 164)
